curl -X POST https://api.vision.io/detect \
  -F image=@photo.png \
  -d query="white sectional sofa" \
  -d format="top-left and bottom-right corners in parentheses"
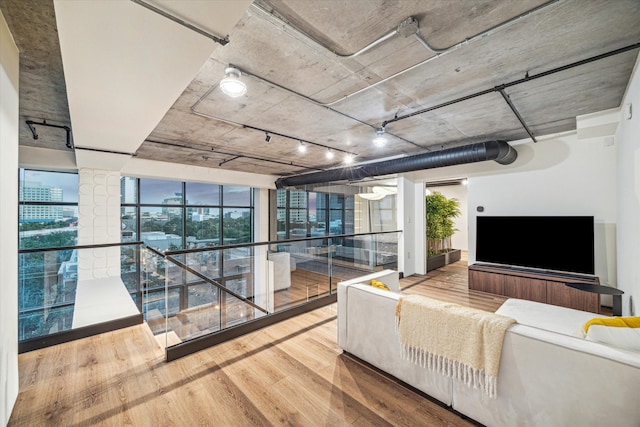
top-left (337, 270), bottom-right (640, 427)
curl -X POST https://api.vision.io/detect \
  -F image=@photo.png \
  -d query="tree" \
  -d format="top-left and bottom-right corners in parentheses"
top-left (20, 231), bottom-right (76, 250)
top-left (223, 216), bottom-right (251, 244)
top-left (426, 192), bottom-right (461, 256)
top-left (141, 219), bottom-right (163, 232)
top-left (162, 218), bottom-right (183, 235)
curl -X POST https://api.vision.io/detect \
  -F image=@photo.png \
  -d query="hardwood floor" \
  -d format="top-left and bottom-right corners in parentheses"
top-left (10, 255), bottom-right (495, 427)
top-left (401, 253), bottom-right (507, 313)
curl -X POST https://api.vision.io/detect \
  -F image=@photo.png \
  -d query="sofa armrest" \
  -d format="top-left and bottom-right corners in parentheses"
top-left (337, 270), bottom-right (399, 348)
top-left (338, 282), bottom-right (453, 405)
top-left (336, 269), bottom-right (400, 292)
top-left (337, 279), bottom-right (399, 349)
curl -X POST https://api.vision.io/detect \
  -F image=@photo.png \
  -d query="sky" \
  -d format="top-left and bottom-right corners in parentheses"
top-left (20, 171), bottom-right (252, 206)
top-left (22, 170), bottom-right (78, 203)
top-left (139, 178), bottom-right (251, 206)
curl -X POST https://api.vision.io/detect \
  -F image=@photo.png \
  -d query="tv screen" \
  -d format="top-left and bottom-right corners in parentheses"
top-left (476, 216), bottom-right (595, 275)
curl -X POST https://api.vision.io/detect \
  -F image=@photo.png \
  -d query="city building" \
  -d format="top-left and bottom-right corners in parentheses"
top-left (18, 181), bottom-right (63, 222)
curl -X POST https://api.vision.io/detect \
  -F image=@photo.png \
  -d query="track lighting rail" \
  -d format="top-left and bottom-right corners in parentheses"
top-left (241, 124), bottom-right (356, 156)
top-left (192, 66), bottom-right (424, 150)
top-left (26, 119), bottom-right (73, 149)
top-left (144, 138), bottom-right (326, 172)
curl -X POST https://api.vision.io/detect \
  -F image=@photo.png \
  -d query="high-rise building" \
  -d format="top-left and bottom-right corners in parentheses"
top-left (19, 181), bottom-right (64, 222)
top-left (162, 193), bottom-right (183, 217)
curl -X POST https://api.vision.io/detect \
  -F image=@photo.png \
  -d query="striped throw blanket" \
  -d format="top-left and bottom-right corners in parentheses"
top-left (396, 295), bottom-right (516, 398)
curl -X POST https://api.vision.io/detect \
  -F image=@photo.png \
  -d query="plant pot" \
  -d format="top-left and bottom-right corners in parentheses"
top-left (427, 253), bottom-right (446, 271)
top-left (427, 249), bottom-right (461, 272)
top-left (445, 249), bottom-right (462, 264)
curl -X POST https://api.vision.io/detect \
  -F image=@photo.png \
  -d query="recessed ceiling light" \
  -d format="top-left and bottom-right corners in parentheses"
top-left (219, 66), bottom-right (247, 98)
top-left (326, 149), bottom-right (334, 159)
top-left (298, 141), bottom-right (306, 153)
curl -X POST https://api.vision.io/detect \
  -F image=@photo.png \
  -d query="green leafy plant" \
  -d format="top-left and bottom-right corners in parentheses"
top-left (426, 191), bottom-right (461, 256)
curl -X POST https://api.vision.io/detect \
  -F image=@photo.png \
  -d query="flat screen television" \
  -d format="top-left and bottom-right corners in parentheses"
top-left (475, 216), bottom-right (595, 275)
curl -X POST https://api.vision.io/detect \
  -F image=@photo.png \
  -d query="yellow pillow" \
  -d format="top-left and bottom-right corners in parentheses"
top-left (370, 279), bottom-right (391, 291)
top-left (583, 317), bottom-right (640, 333)
top-left (583, 317), bottom-right (640, 352)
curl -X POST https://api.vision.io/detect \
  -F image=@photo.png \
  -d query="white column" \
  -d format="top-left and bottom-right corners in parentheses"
top-left (397, 176), bottom-right (426, 276)
top-left (0, 10), bottom-right (20, 425)
top-left (77, 168), bottom-right (121, 281)
top-left (252, 188), bottom-right (272, 312)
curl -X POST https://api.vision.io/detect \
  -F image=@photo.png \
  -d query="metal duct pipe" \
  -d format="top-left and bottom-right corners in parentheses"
top-left (275, 140), bottom-right (516, 189)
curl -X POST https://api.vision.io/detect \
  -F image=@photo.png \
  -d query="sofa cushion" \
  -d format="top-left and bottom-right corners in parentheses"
top-left (495, 298), bottom-right (605, 337)
top-left (583, 317), bottom-right (640, 351)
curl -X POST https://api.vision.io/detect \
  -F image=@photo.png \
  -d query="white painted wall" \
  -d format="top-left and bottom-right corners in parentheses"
top-left (466, 134), bottom-right (617, 287)
top-left (428, 184), bottom-right (469, 251)
top-left (121, 157), bottom-right (277, 189)
top-left (19, 147), bottom-right (278, 190)
top-left (19, 146), bottom-right (76, 171)
top-left (616, 53), bottom-right (640, 316)
top-left (407, 126), bottom-right (618, 288)
top-left (0, 10), bottom-right (20, 425)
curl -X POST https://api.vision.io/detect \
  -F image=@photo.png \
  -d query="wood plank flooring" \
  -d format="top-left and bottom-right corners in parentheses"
top-left (10, 255), bottom-right (495, 427)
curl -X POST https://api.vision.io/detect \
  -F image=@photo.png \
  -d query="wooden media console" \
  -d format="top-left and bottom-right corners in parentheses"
top-left (468, 263), bottom-right (600, 313)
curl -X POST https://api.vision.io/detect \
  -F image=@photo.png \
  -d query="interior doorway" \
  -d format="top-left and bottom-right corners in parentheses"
top-left (425, 178), bottom-right (469, 264)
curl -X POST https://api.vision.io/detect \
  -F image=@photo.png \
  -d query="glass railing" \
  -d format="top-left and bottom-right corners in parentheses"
top-left (145, 230), bottom-right (401, 354)
top-left (17, 231), bottom-right (400, 356)
top-left (141, 245), bottom-right (270, 348)
top-left (18, 242), bottom-right (144, 345)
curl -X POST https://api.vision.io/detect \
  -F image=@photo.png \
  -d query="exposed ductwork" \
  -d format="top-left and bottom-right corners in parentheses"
top-left (275, 140), bottom-right (517, 189)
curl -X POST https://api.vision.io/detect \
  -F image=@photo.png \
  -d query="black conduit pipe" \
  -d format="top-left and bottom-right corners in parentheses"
top-left (275, 140), bottom-right (516, 189)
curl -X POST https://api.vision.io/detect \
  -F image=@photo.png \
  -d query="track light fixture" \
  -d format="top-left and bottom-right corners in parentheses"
top-left (220, 66), bottom-right (247, 98)
top-left (239, 123), bottom-right (357, 160)
top-left (373, 126), bottom-right (387, 147)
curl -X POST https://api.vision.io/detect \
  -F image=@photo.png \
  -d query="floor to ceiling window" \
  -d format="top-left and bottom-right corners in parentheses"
top-left (121, 177), bottom-right (255, 315)
top-left (272, 189), bottom-right (354, 240)
top-left (18, 169), bottom-right (79, 340)
top-left (122, 178), bottom-right (254, 249)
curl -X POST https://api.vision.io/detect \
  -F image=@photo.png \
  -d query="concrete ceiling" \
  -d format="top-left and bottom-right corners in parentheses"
top-left (2, 0), bottom-right (639, 178)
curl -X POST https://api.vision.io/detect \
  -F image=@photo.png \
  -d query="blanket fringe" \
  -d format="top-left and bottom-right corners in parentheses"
top-left (401, 343), bottom-right (498, 398)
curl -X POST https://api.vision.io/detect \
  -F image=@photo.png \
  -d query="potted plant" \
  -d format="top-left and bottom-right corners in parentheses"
top-left (426, 191), bottom-right (462, 271)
